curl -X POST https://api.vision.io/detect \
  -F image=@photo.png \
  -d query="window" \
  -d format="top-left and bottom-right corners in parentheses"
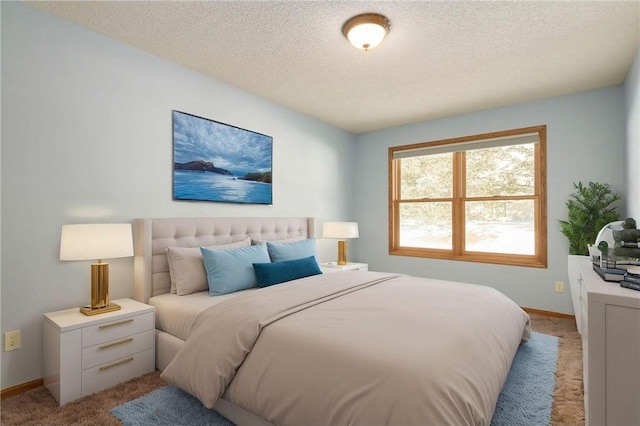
top-left (389, 126), bottom-right (547, 268)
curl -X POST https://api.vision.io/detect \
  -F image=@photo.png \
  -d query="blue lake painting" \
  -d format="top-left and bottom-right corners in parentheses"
top-left (173, 170), bottom-right (272, 204)
top-left (172, 111), bottom-right (272, 204)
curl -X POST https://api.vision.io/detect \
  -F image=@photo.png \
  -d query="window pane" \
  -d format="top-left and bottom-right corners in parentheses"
top-left (400, 153), bottom-right (453, 199)
top-left (399, 202), bottom-right (452, 249)
top-left (465, 200), bottom-right (535, 254)
top-left (466, 144), bottom-right (534, 197)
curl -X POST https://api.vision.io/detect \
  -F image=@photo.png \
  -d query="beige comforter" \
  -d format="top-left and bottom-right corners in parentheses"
top-left (161, 271), bottom-right (531, 426)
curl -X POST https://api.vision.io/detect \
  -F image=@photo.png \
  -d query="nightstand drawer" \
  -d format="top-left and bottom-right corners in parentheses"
top-left (82, 330), bottom-right (154, 370)
top-left (82, 312), bottom-right (154, 347)
top-left (81, 348), bottom-right (154, 396)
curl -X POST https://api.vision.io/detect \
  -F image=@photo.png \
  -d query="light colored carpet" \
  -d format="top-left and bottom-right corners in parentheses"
top-left (0, 313), bottom-right (584, 425)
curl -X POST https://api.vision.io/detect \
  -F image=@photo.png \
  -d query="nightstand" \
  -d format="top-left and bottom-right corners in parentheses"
top-left (320, 262), bottom-right (369, 272)
top-left (43, 298), bottom-right (155, 405)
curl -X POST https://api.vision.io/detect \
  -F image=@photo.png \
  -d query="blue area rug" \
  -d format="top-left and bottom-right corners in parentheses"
top-left (111, 385), bottom-right (234, 426)
top-left (491, 332), bottom-right (558, 426)
top-left (111, 332), bottom-right (557, 426)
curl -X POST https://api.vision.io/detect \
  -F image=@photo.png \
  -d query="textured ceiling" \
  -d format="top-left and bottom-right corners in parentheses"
top-left (27, 1), bottom-right (640, 134)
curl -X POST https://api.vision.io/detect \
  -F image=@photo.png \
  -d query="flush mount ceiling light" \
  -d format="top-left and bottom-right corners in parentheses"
top-left (342, 13), bottom-right (391, 51)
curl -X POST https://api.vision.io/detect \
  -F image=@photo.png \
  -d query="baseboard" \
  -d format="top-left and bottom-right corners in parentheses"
top-left (0, 378), bottom-right (43, 399)
top-left (522, 306), bottom-right (575, 320)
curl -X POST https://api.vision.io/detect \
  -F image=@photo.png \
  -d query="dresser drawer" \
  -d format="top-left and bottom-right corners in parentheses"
top-left (82, 330), bottom-right (154, 370)
top-left (579, 276), bottom-right (589, 338)
top-left (81, 312), bottom-right (154, 348)
top-left (81, 348), bottom-right (154, 396)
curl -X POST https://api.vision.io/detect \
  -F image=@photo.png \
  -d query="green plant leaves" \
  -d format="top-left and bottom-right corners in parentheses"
top-left (559, 181), bottom-right (620, 255)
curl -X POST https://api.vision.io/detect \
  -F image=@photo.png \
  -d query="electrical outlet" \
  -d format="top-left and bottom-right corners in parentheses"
top-left (4, 330), bottom-right (20, 351)
top-left (555, 281), bottom-right (564, 293)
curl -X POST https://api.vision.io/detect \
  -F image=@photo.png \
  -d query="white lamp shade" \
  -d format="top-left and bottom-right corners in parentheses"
top-left (322, 222), bottom-right (359, 239)
top-left (60, 223), bottom-right (134, 261)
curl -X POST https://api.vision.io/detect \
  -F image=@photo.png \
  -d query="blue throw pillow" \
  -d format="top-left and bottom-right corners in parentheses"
top-left (253, 256), bottom-right (322, 288)
top-left (266, 238), bottom-right (317, 262)
top-left (201, 244), bottom-right (271, 296)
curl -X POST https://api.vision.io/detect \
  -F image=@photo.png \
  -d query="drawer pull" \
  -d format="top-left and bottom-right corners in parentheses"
top-left (99, 319), bottom-right (133, 329)
top-left (99, 357), bottom-right (134, 371)
top-left (99, 337), bottom-right (133, 350)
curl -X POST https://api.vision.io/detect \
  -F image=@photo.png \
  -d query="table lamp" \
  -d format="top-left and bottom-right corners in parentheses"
top-left (60, 223), bottom-right (134, 316)
top-left (322, 221), bottom-right (359, 265)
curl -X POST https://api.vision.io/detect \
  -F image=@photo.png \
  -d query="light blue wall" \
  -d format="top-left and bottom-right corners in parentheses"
top-left (0, 2), bottom-right (355, 389)
top-left (352, 87), bottom-right (626, 315)
top-left (624, 48), bottom-right (640, 219)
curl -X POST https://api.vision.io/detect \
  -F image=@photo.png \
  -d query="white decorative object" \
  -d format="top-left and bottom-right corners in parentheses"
top-left (627, 266), bottom-right (640, 275)
top-left (594, 220), bottom-right (625, 248)
top-left (587, 244), bottom-right (601, 263)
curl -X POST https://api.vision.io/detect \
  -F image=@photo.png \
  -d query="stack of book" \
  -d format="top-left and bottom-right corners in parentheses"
top-left (620, 266), bottom-right (640, 291)
top-left (592, 263), bottom-right (626, 282)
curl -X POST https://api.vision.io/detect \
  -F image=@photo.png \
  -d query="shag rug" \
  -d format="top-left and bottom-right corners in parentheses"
top-left (111, 332), bottom-right (557, 426)
top-left (111, 385), bottom-right (233, 426)
top-left (491, 332), bottom-right (558, 425)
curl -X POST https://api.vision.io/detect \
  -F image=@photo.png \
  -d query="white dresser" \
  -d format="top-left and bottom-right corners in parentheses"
top-left (569, 257), bottom-right (640, 425)
top-left (43, 298), bottom-right (155, 405)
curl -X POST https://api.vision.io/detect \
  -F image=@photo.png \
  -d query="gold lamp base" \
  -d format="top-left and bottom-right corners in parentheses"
top-left (337, 240), bottom-right (348, 265)
top-left (79, 261), bottom-right (119, 316)
top-left (80, 302), bottom-right (121, 316)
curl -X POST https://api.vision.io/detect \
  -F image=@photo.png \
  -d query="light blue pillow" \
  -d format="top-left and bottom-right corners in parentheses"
top-left (253, 256), bottom-right (322, 288)
top-left (266, 238), bottom-right (317, 262)
top-left (201, 244), bottom-right (270, 296)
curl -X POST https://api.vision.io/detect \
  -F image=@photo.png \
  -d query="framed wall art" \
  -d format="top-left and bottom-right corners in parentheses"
top-left (172, 110), bottom-right (273, 205)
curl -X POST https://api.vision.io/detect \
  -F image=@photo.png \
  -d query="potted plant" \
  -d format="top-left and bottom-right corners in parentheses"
top-left (561, 181), bottom-right (620, 335)
top-left (559, 181), bottom-right (620, 255)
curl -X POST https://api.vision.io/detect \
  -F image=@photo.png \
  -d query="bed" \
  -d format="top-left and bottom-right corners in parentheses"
top-left (133, 216), bottom-right (531, 426)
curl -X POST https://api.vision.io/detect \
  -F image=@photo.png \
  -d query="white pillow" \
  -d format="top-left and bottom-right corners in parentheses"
top-left (167, 238), bottom-right (251, 295)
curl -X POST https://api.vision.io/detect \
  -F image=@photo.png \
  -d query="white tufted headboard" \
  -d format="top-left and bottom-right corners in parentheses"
top-left (133, 217), bottom-right (315, 303)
